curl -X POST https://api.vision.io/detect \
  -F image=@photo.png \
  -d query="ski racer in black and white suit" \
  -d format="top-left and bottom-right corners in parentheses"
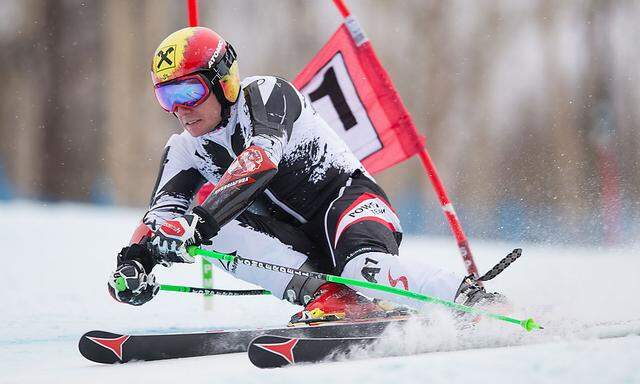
top-left (108, 27), bottom-right (491, 321)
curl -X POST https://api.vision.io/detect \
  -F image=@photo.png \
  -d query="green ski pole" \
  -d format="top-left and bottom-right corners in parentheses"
top-left (187, 246), bottom-right (543, 332)
top-left (202, 257), bottom-right (214, 309)
top-left (113, 278), bottom-right (272, 297)
top-left (160, 284), bottom-right (271, 296)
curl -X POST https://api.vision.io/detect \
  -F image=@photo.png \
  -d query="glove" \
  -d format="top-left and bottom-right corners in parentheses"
top-left (107, 244), bottom-right (159, 306)
top-left (149, 206), bottom-right (219, 264)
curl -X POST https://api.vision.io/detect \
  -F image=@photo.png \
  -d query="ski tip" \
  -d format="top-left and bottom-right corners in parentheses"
top-left (248, 335), bottom-right (298, 369)
top-left (78, 330), bottom-right (130, 364)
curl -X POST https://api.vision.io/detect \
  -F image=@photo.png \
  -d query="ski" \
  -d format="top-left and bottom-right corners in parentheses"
top-left (78, 316), bottom-right (413, 364)
top-left (247, 319), bottom-right (640, 368)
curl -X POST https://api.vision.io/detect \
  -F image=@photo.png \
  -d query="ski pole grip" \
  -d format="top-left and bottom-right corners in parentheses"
top-left (188, 245), bottom-right (199, 257)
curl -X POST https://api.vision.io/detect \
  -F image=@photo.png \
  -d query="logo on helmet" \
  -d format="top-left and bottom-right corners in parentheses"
top-left (155, 45), bottom-right (177, 72)
top-left (208, 39), bottom-right (225, 69)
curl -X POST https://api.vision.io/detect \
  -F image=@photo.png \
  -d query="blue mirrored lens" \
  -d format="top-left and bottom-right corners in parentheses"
top-left (155, 78), bottom-right (207, 112)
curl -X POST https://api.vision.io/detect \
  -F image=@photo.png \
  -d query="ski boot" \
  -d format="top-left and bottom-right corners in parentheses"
top-left (454, 275), bottom-right (508, 307)
top-left (453, 248), bottom-right (521, 323)
top-left (289, 282), bottom-right (387, 325)
top-left (453, 274), bottom-right (511, 326)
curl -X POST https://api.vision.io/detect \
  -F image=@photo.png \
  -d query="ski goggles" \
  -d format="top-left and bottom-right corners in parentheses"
top-left (153, 74), bottom-right (211, 113)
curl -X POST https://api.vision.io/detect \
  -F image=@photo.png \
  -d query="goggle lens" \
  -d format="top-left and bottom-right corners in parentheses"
top-left (154, 76), bottom-right (209, 112)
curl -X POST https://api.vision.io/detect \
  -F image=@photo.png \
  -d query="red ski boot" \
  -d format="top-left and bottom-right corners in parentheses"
top-left (289, 282), bottom-right (386, 325)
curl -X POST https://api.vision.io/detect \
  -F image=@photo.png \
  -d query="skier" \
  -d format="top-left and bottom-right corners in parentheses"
top-left (107, 26), bottom-right (499, 323)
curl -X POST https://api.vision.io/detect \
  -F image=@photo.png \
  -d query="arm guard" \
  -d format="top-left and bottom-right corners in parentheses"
top-left (200, 145), bottom-right (278, 228)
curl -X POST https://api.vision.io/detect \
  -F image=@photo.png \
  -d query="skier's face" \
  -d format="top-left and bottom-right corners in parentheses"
top-left (174, 93), bottom-right (222, 137)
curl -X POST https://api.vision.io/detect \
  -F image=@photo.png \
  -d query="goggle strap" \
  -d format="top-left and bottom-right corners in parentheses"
top-left (205, 43), bottom-right (237, 80)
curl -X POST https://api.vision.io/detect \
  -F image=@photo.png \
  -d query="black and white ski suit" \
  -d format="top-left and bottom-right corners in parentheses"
top-left (141, 75), bottom-right (461, 307)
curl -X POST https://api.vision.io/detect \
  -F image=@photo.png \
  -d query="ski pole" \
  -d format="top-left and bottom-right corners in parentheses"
top-left (187, 246), bottom-right (543, 332)
top-left (160, 284), bottom-right (271, 296)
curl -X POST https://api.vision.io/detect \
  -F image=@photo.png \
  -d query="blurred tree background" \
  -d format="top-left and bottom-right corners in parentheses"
top-left (1, 0), bottom-right (639, 245)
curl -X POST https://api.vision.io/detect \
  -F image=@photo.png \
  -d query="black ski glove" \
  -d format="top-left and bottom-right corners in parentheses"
top-left (107, 244), bottom-right (159, 306)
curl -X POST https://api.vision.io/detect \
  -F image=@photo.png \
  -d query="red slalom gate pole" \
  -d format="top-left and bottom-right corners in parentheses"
top-left (594, 145), bottom-right (622, 245)
top-left (417, 149), bottom-right (480, 280)
top-left (187, 0), bottom-right (199, 26)
top-left (331, 0), bottom-right (481, 280)
top-left (333, 0), bottom-right (351, 17)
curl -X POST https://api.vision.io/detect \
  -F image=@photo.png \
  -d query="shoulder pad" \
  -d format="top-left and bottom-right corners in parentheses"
top-left (243, 77), bottom-right (302, 138)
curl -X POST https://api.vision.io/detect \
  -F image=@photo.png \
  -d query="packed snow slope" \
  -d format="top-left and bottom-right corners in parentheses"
top-left (1, 202), bottom-right (639, 384)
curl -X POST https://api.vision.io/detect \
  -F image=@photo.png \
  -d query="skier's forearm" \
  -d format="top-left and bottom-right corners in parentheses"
top-left (199, 145), bottom-right (278, 228)
top-left (129, 222), bottom-right (153, 244)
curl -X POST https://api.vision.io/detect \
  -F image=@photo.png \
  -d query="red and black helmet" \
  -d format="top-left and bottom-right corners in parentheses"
top-left (151, 27), bottom-right (240, 108)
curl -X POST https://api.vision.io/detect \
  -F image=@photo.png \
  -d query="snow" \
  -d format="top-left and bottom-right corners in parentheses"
top-left (2, 201), bottom-right (639, 383)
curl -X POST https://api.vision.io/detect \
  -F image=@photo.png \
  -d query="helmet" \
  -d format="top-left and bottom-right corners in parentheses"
top-left (151, 27), bottom-right (240, 109)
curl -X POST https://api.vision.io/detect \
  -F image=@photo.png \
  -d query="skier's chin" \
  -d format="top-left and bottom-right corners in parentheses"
top-left (184, 120), bottom-right (214, 137)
